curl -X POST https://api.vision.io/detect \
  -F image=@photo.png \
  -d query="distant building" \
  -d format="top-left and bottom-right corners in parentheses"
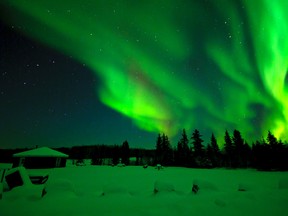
top-left (12, 147), bottom-right (69, 169)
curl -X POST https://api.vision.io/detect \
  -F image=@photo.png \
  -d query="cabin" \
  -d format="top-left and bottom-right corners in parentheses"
top-left (12, 147), bottom-right (69, 169)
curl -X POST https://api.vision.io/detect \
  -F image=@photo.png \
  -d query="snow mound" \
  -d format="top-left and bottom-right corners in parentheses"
top-left (47, 178), bottom-right (75, 192)
top-left (2, 166), bottom-right (46, 201)
top-left (101, 183), bottom-right (129, 196)
top-left (4, 184), bottom-right (45, 201)
top-left (238, 183), bottom-right (253, 191)
top-left (192, 178), bottom-right (218, 194)
top-left (214, 198), bottom-right (227, 207)
top-left (154, 180), bottom-right (175, 194)
top-left (278, 178), bottom-right (288, 189)
top-left (45, 178), bottom-right (78, 199)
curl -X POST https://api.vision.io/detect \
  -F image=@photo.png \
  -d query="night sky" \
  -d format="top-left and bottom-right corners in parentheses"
top-left (1, 0), bottom-right (287, 149)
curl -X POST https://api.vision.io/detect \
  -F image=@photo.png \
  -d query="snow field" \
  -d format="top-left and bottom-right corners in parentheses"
top-left (0, 166), bottom-right (288, 216)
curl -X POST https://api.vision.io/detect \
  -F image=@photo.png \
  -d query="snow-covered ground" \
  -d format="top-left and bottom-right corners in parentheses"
top-left (1, 166), bottom-right (288, 216)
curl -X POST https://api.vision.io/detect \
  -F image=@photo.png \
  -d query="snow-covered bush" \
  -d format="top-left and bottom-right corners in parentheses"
top-left (117, 163), bottom-right (125, 167)
top-left (155, 164), bottom-right (163, 170)
top-left (101, 183), bottom-right (128, 196)
top-left (238, 183), bottom-right (252, 191)
top-left (45, 178), bottom-right (78, 198)
top-left (192, 178), bottom-right (218, 194)
top-left (154, 180), bottom-right (175, 194)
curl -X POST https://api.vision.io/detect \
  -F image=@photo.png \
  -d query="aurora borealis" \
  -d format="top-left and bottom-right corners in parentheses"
top-left (1, 0), bottom-right (287, 148)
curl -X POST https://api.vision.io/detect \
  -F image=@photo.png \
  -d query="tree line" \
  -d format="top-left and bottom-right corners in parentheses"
top-left (155, 129), bottom-right (288, 171)
top-left (0, 129), bottom-right (287, 171)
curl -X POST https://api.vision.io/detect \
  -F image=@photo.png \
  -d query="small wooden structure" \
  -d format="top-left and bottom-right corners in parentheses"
top-left (12, 147), bottom-right (68, 169)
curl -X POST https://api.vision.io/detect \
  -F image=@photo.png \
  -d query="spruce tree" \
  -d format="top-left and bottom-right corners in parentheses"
top-left (211, 133), bottom-right (220, 154)
top-left (155, 133), bottom-right (163, 164)
top-left (176, 141), bottom-right (183, 166)
top-left (112, 145), bottom-right (120, 165)
top-left (242, 141), bottom-right (251, 168)
top-left (251, 137), bottom-right (272, 170)
top-left (266, 131), bottom-right (278, 146)
top-left (206, 144), bottom-right (214, 166)
top-left (266, 130), bottom-right (284, 170)
top-left (176, 129), bottom-right (190, 167)
top-left (162, 133), bottom-right (173, 166)
top-left (121, 140), bottom-right (130, 165)
top-left (208, 133), bottom-right (221, 167)
top-left (162, 133), bottom-right (168, 149)
top-left (224, 130), bottom-right (234, 167)
top-left (181, 129), bottom-right (189, 149)
top-left (191, 129), bottom-right (204, 167)
top-left (232, 129), bottom-right (244, 167)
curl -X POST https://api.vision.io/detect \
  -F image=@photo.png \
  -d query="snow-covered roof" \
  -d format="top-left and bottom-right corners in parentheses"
top-left (13, 147), bottom-right (69, 158)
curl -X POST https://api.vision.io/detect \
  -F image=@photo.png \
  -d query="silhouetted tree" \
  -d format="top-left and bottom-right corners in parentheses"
top-left (155, 133), bottom-right (163, 164)
top-left (191, 129), bottom-right (204, 167)
top-left (154, 133), bottom-right (173, 166)
top-left (281, 141), bottom-right (288, 170)
top-left (242, 141), bottom-right (252, 168)
top-left (121, 140), bottom-right (130, 165)
top-left (267, 131), bottom-right (278, 146)
top-left (162, 133), bottom-right (174, 166)
top-left (232, 129), bottom-right (245, 167)
top-left (70, 146), bottom-right (93, 160)
top-left (112, 145), bottom-right (121, 165)
top-left (207, 133), bottom-right (221, 167)
top-left (277, 140), bottom-right (288, 170)
top-left (223, 130), bottom-right (234, 168)
top-left (176, 141), bottom-right (183, 166)
top-left (91, 145), bottom-right (103, 165)
top-left (251, 138), bottom-right (271, 170)
top-left (266, 131), bottom-right (278, 169)
top-left (176, 129), bottom-right (191, 167)
top-left (266, 131), bottom-right (285, 170)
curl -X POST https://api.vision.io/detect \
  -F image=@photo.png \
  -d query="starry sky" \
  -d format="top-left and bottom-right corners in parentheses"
top-left (1, 0), bottom-right (288, 149)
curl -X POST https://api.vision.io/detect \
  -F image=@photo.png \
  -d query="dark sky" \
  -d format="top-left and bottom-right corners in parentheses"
top-left (1, 0), bottom-right (288, 149)
top-left (0, 22), bottom-right (154, 149)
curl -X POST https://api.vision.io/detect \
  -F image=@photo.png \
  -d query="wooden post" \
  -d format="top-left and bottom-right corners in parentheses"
top-left (0, 169), bottom-right (6, 183)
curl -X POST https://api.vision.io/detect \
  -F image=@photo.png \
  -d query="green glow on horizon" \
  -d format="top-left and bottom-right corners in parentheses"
top-left (2, 0), bottom-right (287, 142)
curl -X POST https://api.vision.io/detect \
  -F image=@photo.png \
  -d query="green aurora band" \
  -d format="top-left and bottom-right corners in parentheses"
top-left (1, 0), bottom-right (287, 143)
